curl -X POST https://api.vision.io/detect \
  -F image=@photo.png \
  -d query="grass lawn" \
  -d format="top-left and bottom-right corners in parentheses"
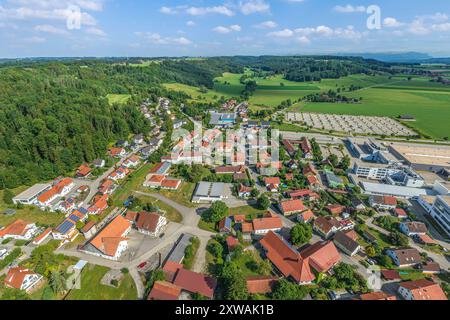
top-left (198, 219), bottom-right (217, 233)
top-left (233, 251), bottom-right (272, 277)
top-left (152, 181), bottom-right (197, 208)
top-left (133, 194), bottom-right (183, 223)
top-left (106, 94), bottom-right (132, 105)
top-left (229, 205), bottom-right (266, 220)
top-left (398, 269), bottom-right (428, 281)
top-left (0, 187), bottom-right (65, 227)
top-left (111, 163), bottom-right (153, 207)
top-left (65, 264), bottom-right (137, 300)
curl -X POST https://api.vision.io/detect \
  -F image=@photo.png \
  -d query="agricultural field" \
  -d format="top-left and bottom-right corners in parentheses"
top-left (164, 72), bottom-right (450, 139)
top-left (106, 94), bottom-right (132, 105)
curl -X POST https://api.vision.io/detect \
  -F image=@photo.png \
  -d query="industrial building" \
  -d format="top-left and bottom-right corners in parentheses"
top-left (191, 182), bottom-right (230, 203)
top-left (388, 143), bottom-right (450, 172)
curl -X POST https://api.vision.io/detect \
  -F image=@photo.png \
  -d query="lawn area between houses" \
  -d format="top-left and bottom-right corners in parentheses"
top-left (0, 187), bottom-right (65, 227)
top-left (111, 163), bottom-right (153, 207)
top-left (132, 194), bottom-right (182, 223)
top-left (149, 181), bottom-right (197, 208)
top-left (228, 205), bottom-right (267, 220)
top-left (65, 264), bottom-right (137, 300)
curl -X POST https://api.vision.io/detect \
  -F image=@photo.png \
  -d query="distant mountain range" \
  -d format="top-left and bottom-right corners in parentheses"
top-left (336, 52), bottom-right (450, 64)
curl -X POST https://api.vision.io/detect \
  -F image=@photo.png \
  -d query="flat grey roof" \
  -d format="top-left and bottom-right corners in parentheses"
top-left (166, 233), bottom-right (193, 264)
top-left (13, 183), bottom-right (51, 200)
top-left (361, 181), bottom-right (434, 198)
top-left (194, 182), bottom-right (226, 198)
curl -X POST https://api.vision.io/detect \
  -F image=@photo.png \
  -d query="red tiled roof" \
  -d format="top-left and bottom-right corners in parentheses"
top-left (37, 178), bottom-right (73, 203)
top-left (395, 208), bottom-right (408, 217)
top-left (383, 196), bottom-right (398, 206)
top-left (161, 179), bottom-right (181, 189)
top-left (4, 266), bottom-right (38, 290)
top-left (264, 177), bottom-right (281, 186)
top-left (149, 163), bottom-right (165, 174)
top-left (260, 232), bottom-right (315, 284)
top-left (252, 217), bottom-right (282, 231)
top-left (173, 268), bottom-right (217, 299)
top-left (124, 211), bottom-right (139, 222)
top-left (306, 175), bottom-right (319, 186)
top-left (242, 222), bottom-right (253, 233)
top-left (381, 269), bottom-right (401, 280)
top-left (215, 165), bottom-right (245, 174)
top-left (135, 212), bottom-right (162, 233)
top-left (88, 215), bottom-right (131, 257)
top-left (148, 281), bottom-right (181, 300)
top-left (300, 241), bottom-right (341, 274)
top-left (299, 210), bottom-right (315, 222)
top-left (326, 204), bottom-right (346, 215)
top-left (359, 292), bottom-right (397, 300)
top-left (417, 234), bottom-right (437, 245)
top-left (33, 227), bottom-right (52, 244)
top-left (77, 165), bottom-right (92, 176)
top-left (280, 199), bottom-right (306, 214)
top-left (399, 279), bottom-right (447, 300)
top-left (234, 215), bottom-right (246, 223)
top-left (246, 276), bottom-right (278, 294)
top-left (226, 236), bottom-right (240, 249)
top-left (0, 219), bottom-right (33, 237)
top-left (109, 147), bottom-right (125, 157)
top-left (81, 221), bottom-right (96, 233)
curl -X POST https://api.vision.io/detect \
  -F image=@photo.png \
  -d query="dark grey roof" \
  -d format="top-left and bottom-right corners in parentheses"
top-left (334, 231), bottom-right (360, 253)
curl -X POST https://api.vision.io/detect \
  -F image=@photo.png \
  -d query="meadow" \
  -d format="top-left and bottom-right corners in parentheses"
top-left (106, 94), bottom-right (132, 105)
top-left (164, 72), bottom-right (450, 139)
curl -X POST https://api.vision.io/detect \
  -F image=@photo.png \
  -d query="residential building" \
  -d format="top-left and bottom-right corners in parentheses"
top-left (400, 222), bottom-right (428, 236)
top-left (76, 164), bottom-right (92, 178)
top-left (52, 208), bottom-right (88, 241)
top-left (215, 165), bottom-right (245, 175)
top-left (81, 215), bottom-right (132, 261)
top-left (218, 217), bottom-right (233, 233)
top-left (93, 159), bottom-right (105, 168)
top-left (109, 147), bottom-right (126, 158)
top-left (287, 189), bottom-right (320, 201)
top-left (246, 276), bottom-right (278, 295)
top-left (279, 199), bottom-right (307, 216)
top-left (264, 177), bottom-right (281, 192)
top-left (99, 179), bottom-right (117, 195)
top-left (4, 267), bottom-right (43, 292)
top-left (32, 227), bottom-right (52, 246)
top-left (260, 232), bottom-right (341, 285)
top-left (297, 210), bottom-right (315, 223)
top-left (123, 155), bottom-right (140, 168)
top-left (324, 171), bottom-right (344, 189)
top-left (88, 194), bottom-right (109, 215)
top-left (387, 248), bottom-right (422, 267)
top-left (0, 220), bottom-right (38, 240)
top-left (81, 221), bottom-right (97, 239)
top-left (238, 184), bottom-right (253, 198)
top-left (134, 212), bottom-right (167, 237)
top-left (148, 281), bottom-right (181, 301)
top-left (326, 204), bottom-right (346, 216)
top-left (369, 195), bottom-right (397, 210)
top-left (333, 231), bottom-right (361, 256)
top-left (252, 217), bottom-right (283, 236)
top-left (358, 292), bottom-right (397, 300)
top-left (36, 178), bottom-right (75, 208)
top-left (313, 216), bottom-right (340, 239)
top-left (398, 279), bottom-right (447, 300)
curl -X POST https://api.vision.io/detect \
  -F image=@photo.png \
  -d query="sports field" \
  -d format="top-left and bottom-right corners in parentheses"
top-left (164, 73), bottom-right (450, 139)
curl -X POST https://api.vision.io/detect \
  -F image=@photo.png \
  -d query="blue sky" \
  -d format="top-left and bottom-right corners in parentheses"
top-left (1, 0), bottom-right (450, 58)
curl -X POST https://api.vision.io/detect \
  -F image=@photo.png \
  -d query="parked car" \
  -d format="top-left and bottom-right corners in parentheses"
top-left (138, 262), bottom-right (147, 269)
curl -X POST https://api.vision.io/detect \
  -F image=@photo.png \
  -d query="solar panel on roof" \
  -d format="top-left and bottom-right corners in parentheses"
top-left (56, 220), bottom-right (75, 234)
top-left (69, 214), bottom-right (81, 222)
top-left (78, 208), bottom-right (88, 215)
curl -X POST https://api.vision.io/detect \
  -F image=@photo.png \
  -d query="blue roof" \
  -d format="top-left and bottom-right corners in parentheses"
top-left (78, 207), bottom-right (88, 215)
top-left (69, 214), bottom-right (81, 223)
top-left (225, 217), bottom-right (232, 229)
top-left (56, 219), bottom-right (75, 234)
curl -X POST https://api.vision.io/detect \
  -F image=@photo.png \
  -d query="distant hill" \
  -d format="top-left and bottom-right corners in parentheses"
top-left (336, 52), bottom-right (435, 63)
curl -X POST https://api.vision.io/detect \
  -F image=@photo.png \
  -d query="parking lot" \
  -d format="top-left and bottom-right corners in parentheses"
top-left (286, 112), bottom-right (416, 136)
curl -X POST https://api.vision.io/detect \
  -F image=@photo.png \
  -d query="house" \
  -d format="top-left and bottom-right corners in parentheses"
top-left (358, 292), bottom-right (397, 300)
top-left (398, 279), bottom-right (447, 300)
top-left (238, 184), bottom-right (253, 198)
top-left (12, 183), bottom-right (52, 205)
top-left (0, 220), bottom-right (38, 240)
top-left (381, 270), bottom-right (401, 281)
top-left (333, 231), bottom-right (361, 256)
top-left (162, 262), bottom-right (217, 299)
top-left (148, 281), bottom-right (181, 300)
top-left (123, 155), bottom-right (140, 168)
top-left (76, 164), bottom-right (92, 178)
top-left (387, 248), bottom-right (422, 267)
top-left (135, 212), bottom-right (167, 237)
top-left (421, 262), bottom-right (441, 274)
top-left (149, 162), bottom-right (172, 175)
top-left (109, 167), bottom-right (129, 181)
top-left (32, 227), bottom-right (53, 245)
top-left (369, 195), bottom-right (398, 211)
top-left (260, 232), bottom-right (341, 285)
top-left (233, 172), bottom-right (248, 182)
top-left (400, 222), bottom-right (428, 237)
top-left (226, 236), bottom-right (240, 251)
top-left (351, 197), bottom-right (366, 211)
top-left (160, 179), bottom-right (182, 190)
top-left (246, 276), bottom-right (278, 295)
top-left (36, 178), bottom-right (75, 208)
top-left (143, 174), bottom-right (182, 190)
top-left (4, 266), bottom-right (43, 292)
top-left (282, 139), bottom-right (296, 157)
top-left (279, 199), bottom-right (307, 216)
top-left (109, 147), bottom-right (126, 158)
top-left (218, 217), bottom-right (233, 233)
top-left (81, 221), bottom-right (97, 239)
top-left (93, 159), bottom-right (105, 168)
top-left (300, 138), bottom-right (313, 159)
top-left (306, 175), bottom-right (321, 189)
top-left (133, 134), bottom-right (144, 144)
top-left (115, 140), bottom-right (129, 148)
top-left (303, 163), bottom-right (318, 177)
top-left (415, 234), bottom-right (437, 245)
top-left (81, 215), bottom-right (132, 261)
top-left (88, 194), bottom-right (109, 215)
top-left (313, 216), bottom-right (340, 239)
top-left (215, 165), bottom-right (245, 175)
top-left (395, 208), bottom-right (408, 219)
top-left (99, 179), bottom-right (117, 195)
top-left (326, 204), bottom-right (346, 216)
top-left (57, 198), bottom-right (76, 213)
top-left (264, 177), bottom-right (281, 192)
top-left (287, 189), bottom-right (320, 201)
top-left (297, 209), bottom-right (315, 223)
top-left (52, 208), bottom-right (88, 241)
top-left (252, 217), bottom-right (283, 236)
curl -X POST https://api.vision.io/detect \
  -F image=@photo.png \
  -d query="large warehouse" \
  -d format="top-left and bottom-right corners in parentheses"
top-left (388, 143), bottom-right (450, 172)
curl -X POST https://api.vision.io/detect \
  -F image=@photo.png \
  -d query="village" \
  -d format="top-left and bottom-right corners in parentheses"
top-left (0, 96), bottom-right (449, 301)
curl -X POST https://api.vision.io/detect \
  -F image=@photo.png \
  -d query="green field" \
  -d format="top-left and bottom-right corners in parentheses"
top-left (106, 94), bottom-right (132, 105)
top-left (164, 72), bottom-right (450, 139)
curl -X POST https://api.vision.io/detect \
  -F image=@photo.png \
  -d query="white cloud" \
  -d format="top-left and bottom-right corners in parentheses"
top-left (254, 20), bottom-right (277, 29)
top-left (34, 24), bottom-right (68, 34)
top-left (136, 32), bottom-right (192, 46)
top-left (186, 20), bottom-right (195, 27)
top-left (432, 22), bottom-right (450, 32)
top-left (383, 17), bottom-right (403, 28)
top-left (296, 36), bottom-right (310, 44)
top-left (85, 27), bottom-right (106, 37)
top-left (334, 5), bottom-right (366, 13)
top-left (267, 28), bottom-right (295, 38)
top-left (24, 36), bottom-right (46, 43)
top-left (213, 25), bottom-right (241, 34)
top-left (239, 0), bottom-right (270, 15)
